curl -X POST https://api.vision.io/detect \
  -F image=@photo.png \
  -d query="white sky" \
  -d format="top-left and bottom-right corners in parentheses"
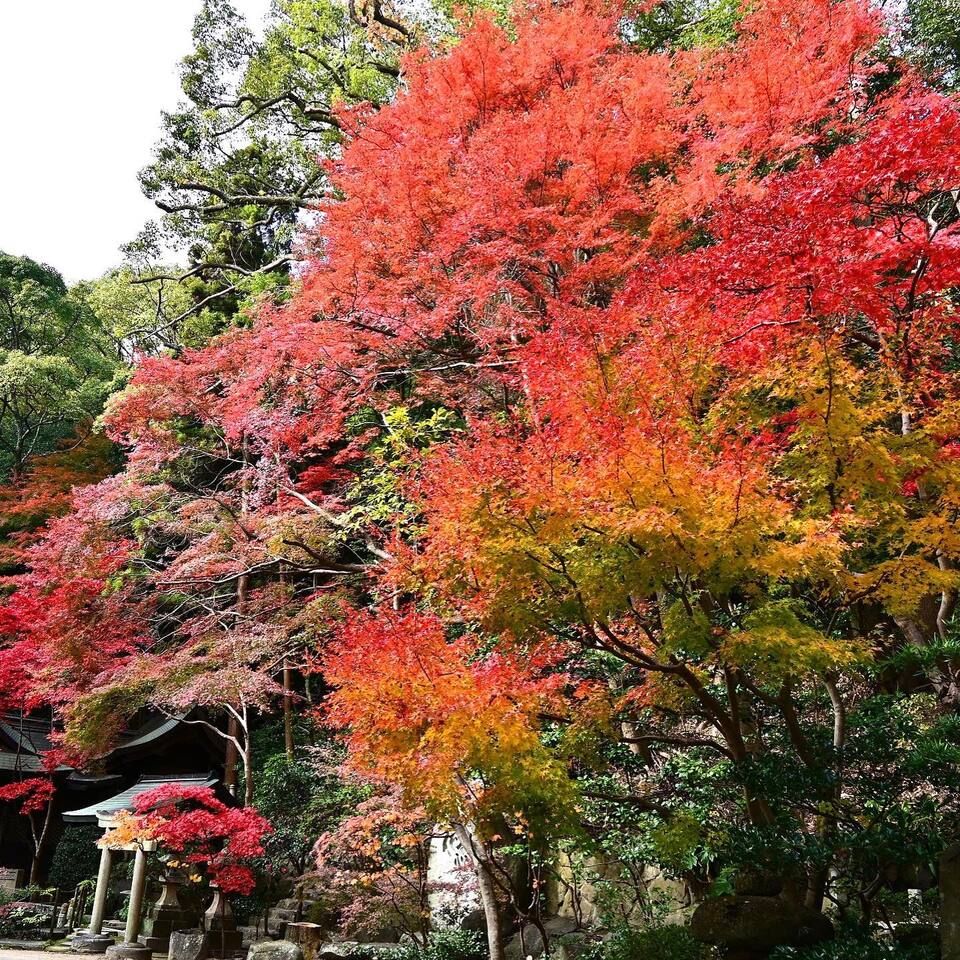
top-left (0, 0), bottom-right (272, 284)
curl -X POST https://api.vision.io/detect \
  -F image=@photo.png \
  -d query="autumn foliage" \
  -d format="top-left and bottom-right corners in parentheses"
top-left (2, 0), bottom-right (960, 942)
top-left (0, 776), bottom-right (54, 816)
top-left (320, 607), bottom-right (578, 829)
top-left (102, 785), bottom-right (272, 894)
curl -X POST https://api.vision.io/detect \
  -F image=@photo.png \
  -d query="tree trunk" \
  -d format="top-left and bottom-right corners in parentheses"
top-left (454, 823), bottom-right (505, 960)
top-left (941, 843), bottom-right (960, 960)
top-left (243, 704), bottom-right (254, 807)
top-left (28, 796), bottom-right (54, 886)
top-left (224, 715), bottom-right (239, 796)
top-left (283, 662), bottom-right (295, 759)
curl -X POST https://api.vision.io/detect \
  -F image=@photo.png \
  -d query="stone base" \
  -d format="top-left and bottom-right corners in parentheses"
top-left (142, 936), bottom-right (173, 951)
top-left (106, 942), bottom-right (153, 960)
top-left (204, 928), bottom-right (243, 958)
top-left (141, 911), bottom-right (201, 953)
top-left (72, 933), bottom-right (116, 954)
top-left (145, 909), bottom-right (199, 937)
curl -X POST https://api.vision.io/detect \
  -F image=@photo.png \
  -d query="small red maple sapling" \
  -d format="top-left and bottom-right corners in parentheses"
top-left (101, 786), bottom-right (272, 895)
top-left (0, 754), bottom-right (58, 885)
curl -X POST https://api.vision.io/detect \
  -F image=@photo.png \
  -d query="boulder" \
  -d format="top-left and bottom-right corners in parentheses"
top-left (691, 896), bottom-right (833, 959)
top-left (317, 943), bottom-right (398, 960)
top-left (169, 929), bottom-right (208, 960)
top-left (893, 923), bottom-right (939, 951)
top-left (249, 941), bottom-right (304, 960)
top-left (505, 918), bottom-right (582, 960)
top-left (317, 946), bottom-right (354, 960)
top-left (548, 933), bottom-right (595, 960)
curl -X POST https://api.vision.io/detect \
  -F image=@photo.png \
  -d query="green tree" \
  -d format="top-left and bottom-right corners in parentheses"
top-left (128, 0), bottom-right (412, 332)
top-left (902, 0), bottom-right (960, 89)
top-left (0, 253), bottom-right (117, 480)
top-left (74, 265), bottom-right (200, 360)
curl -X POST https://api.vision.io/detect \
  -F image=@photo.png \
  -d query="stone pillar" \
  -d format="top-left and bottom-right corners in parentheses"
top-left (106, 846), bottom-right (152, 960)
top-left (90, 845), bottom-right (114, 934)
top-left (125, 846), bottom-right (149, 944)
top-left (72, 842), bottom-right (116, 954)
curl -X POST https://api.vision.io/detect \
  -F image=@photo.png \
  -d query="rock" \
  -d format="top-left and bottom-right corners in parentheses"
top-left (893, 923), bottom-right (939, 950)
top-left (355, 927), bottom-right (402, 945)
top-left (549, 933), bottom-right (595, 960)
top-left (170, 929), bottom-right (209, 960)
top-left (317, 946), bottom-right (354, 960)
top-left (249, 941), bottom-right (304, 960)
top-left (317, 942), bottom-right (398, 960)
top-left (733, 870), bottom-right (784, 897)
top-left (505, 918), bottom-right (582, 960)
top-left (691, 896), bottom-right (833, 959)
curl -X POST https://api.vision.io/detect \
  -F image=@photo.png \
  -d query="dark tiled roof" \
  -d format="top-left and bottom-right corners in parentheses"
top-left (0, 751), bottom-right (45, 771)
top-left (64, 772), bottom-right (124, 787)
top-left (0, 715), bottom-right (55, 755)
top-left (62, 772), bottom-right (219, 825)
top-left (105, 715), bottom-right (184, 756)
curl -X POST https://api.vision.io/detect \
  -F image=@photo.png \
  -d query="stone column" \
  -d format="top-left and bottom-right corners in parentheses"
top-left (72, 840), bottom-right (116, 954)
top-left (106, 846), bottom-right (152, 960)
top-left (125, 846), bottom-right (149, 944)
top-left (90, 845), bottom-right (114, 934)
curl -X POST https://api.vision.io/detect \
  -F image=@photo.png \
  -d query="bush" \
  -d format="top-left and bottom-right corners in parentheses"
top-left (380, 929), bottom-right (487, 960)
top-left (47, 824), bottom-right (102, 892)
top-left (0, 902), bottom-right (51, 939)
top-left (582, 923), bottom-right (711, 960)
top-left (770, 933), bottom-right (938, 960)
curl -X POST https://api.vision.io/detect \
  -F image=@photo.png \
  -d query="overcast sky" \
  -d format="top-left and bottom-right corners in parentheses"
top-left (0, 0), bottom-right (271, 283)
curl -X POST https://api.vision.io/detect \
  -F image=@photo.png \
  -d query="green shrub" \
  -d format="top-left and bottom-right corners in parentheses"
top-left (0, 902), bottom-right (52, 938)
top-left (47, 824), bottom-right (102, 892)
top-left (378, 929), bottom-right (487, 960)
top-left (582, 923), bottom-right (711, 960)
top-left (770, 933), bottom-right (938, 960)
